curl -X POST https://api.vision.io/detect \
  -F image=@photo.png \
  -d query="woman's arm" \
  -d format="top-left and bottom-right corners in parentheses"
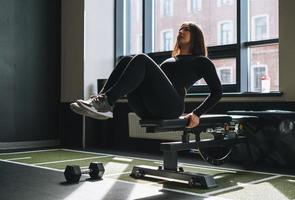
top-left (192, 57), bottom-right (222, 117)
top-left (181, 57), bottom-right (222, 128)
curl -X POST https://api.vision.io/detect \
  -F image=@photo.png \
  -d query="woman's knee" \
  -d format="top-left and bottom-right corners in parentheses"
top-left (117, 56), bottom-right (133, 66)
top-left (132, 53), bottom-right (151, 62)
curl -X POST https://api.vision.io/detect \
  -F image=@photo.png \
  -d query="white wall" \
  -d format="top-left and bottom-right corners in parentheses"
top-left (61, 0), bottom-right (114, 102)
top-left (84, 0), bottom-right (114, 99)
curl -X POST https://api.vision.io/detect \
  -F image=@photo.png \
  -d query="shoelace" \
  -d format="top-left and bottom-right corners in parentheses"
top-left (92, 94), bottom-right (105, 103)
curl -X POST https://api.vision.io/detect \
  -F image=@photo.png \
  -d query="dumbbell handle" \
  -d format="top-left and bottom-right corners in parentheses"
top-left (80, 168), bottom-right (93, 175)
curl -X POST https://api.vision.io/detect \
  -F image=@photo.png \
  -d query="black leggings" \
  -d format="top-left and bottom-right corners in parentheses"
top-left (100, 54), bottom-right (184, 119)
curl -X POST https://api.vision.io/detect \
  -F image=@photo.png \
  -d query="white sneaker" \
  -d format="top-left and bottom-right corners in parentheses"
top-left (77, 94), bottom-right (114, 119)
top-left (70, 102), bottom-right (110, 120)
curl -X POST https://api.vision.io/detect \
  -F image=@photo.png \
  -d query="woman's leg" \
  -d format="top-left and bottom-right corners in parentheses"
top-left (127, 89), bottom-right (153, 119)
top-left (78, 53), bottom-right (183, 119)
top-left (105, 54), bottom-right (184, 119)
top-left (99, 56), bottom-right (133, 94)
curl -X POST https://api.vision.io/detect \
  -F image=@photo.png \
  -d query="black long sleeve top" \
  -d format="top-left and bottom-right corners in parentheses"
top-left (160, 55), bottom-right (222, 117)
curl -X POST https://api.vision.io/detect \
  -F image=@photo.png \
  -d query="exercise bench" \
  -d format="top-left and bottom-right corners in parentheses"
top-left (130, 114), bottom-right (249, 188)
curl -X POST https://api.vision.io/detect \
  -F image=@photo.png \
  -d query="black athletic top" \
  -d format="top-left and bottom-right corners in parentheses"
top-left (160, 55), bottom-right (222, 117)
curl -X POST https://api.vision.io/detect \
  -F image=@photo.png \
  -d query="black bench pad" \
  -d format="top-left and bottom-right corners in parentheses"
top-left (140, 114), bottom-right (232, 133)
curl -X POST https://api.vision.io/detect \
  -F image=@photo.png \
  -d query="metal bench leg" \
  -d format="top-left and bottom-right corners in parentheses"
top-left (163, 151), bottom-right (178, 171)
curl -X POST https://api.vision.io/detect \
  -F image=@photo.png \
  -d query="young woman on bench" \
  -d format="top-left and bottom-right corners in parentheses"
top-left (70, 22), bottom-right (222, 129)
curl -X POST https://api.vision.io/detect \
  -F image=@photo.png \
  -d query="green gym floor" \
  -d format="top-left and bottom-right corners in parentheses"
top-left (0, 149), bottom-right (294, 200)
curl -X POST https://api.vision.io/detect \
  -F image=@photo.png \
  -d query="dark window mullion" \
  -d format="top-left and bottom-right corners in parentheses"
top-left (208, 44), bottom-right (237, 59)
top-left (244, 38), bottom-right (279, 47)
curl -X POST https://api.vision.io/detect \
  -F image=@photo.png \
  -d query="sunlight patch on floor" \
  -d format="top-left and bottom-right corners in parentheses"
top-left (217, 181), bottom-right (291, 200)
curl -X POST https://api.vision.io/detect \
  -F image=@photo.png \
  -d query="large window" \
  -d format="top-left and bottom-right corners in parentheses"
top-left (116, 0), bottom-right (279, 93)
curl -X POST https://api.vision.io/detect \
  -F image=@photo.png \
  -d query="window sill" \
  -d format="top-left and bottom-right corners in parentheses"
top-left (186, 91), bottom-right (283, 98)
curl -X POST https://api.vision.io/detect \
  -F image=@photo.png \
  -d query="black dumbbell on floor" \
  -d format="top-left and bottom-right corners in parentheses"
top-left (64, 162), bottom-right (105, 183)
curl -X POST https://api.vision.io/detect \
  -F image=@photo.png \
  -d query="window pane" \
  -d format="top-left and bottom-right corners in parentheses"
top-left (124, 0), bottom-right (143, 55)
top-left (249, 0), bottom-right (278, 41)
top-left (249, 44), bottom-right (279, 92)
top-left (195, 58), bottom-right (236, 85)
top-left (153, 0), bottom-right (237, 52)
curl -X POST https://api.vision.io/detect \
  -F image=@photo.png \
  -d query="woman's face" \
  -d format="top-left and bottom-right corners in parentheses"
top-left (177, 24), bottom-right (191, 47)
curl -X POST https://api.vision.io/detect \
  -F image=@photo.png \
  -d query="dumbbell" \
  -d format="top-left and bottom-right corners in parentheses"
top-left (64, 162), bottom-right (105, 183)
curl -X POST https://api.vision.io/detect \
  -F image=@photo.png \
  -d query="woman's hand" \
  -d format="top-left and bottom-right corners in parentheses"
top-left (179, 112), bottom-right (200, 128)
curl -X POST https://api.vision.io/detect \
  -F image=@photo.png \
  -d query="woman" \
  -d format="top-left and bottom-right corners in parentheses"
top-left (71, 22), bottom-right (222, 128)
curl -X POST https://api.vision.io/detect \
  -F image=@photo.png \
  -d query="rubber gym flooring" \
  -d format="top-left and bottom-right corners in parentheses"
top-left (0, 149), bottom-right (294, 200)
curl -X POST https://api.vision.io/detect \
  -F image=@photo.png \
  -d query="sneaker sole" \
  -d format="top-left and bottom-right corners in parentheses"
top-left (77, 100), bottom-right (113, 119)
top-left (70, 103), bottom-right (110, 120)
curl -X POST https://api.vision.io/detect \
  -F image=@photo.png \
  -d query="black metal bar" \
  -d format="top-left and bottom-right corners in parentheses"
top-left (131, 166), bottom-right (217, 188)
top-left (160, 136), bottom-right (247, 152)
top-left (244, 39), bottom-right (279, 47)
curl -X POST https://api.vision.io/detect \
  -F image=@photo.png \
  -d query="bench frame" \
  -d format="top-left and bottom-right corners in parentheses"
top-left (130, 114), bottom-right (250, 188)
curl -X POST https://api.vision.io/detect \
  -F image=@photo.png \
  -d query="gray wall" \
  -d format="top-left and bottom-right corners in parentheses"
top-left (61, 0), bottom-right (84, 102)
top-left (279, 0), bottom-right (295, 101)
top-left (0, 0), bottom-right (60, 147)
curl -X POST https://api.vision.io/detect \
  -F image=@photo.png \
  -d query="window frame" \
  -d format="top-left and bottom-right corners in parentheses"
top-left (187, 0), bottom-right (202, 13)
top-left (250, 64), bottom-right (268, 92)
top-left (160, 29), bottom-right (174, 51)
top-left (251, 14), bottom-right (269, 41)
top-left (218, 66), bottom-right (234, 84)
top-left (217, 20), bottom-right (234, 45)
top-left (115, 0), bottom-right (279, 94)
top-left (160, 0), bottom-right (173, 17)
top-left (217, 0), bottom-right (234, 7)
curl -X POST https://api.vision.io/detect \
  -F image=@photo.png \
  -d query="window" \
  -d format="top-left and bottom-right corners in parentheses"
top-left (116, 0), bottom-right (279, 93)
top-left (187, 0), bottom-right (202, 13)
top-left (161, 30), bottom-right (173, 51)
top-left (247, 0), bottom-right (279, 92)
top-left (249, 0), bottom-right (278, 41)
top-left (249, 44), bottom-right (279, 92)
top-left (251, 65), bottom-right (267, 92)
top-left (136, 34), bottom-right (143, 53)
top-left (218, 68), bottom-right (233, 84)
top-left (136, 0), bottom-right (142, 21)
top-left (218, 21), bottom-right (233, 45)
top-left (120, 0), bottom-right (143, 55)
top-left (252, 15), bottom-right (269, 40)
top-left (154, 0), bottom-right (236, 52)
top-left (161, 0), bottom-right (173, 16)
top-left (217, 0), bottom-right (233, 7)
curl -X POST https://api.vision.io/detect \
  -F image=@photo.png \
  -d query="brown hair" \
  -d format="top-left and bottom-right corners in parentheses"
top-left (172, 22), bottom-right (207, 58)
